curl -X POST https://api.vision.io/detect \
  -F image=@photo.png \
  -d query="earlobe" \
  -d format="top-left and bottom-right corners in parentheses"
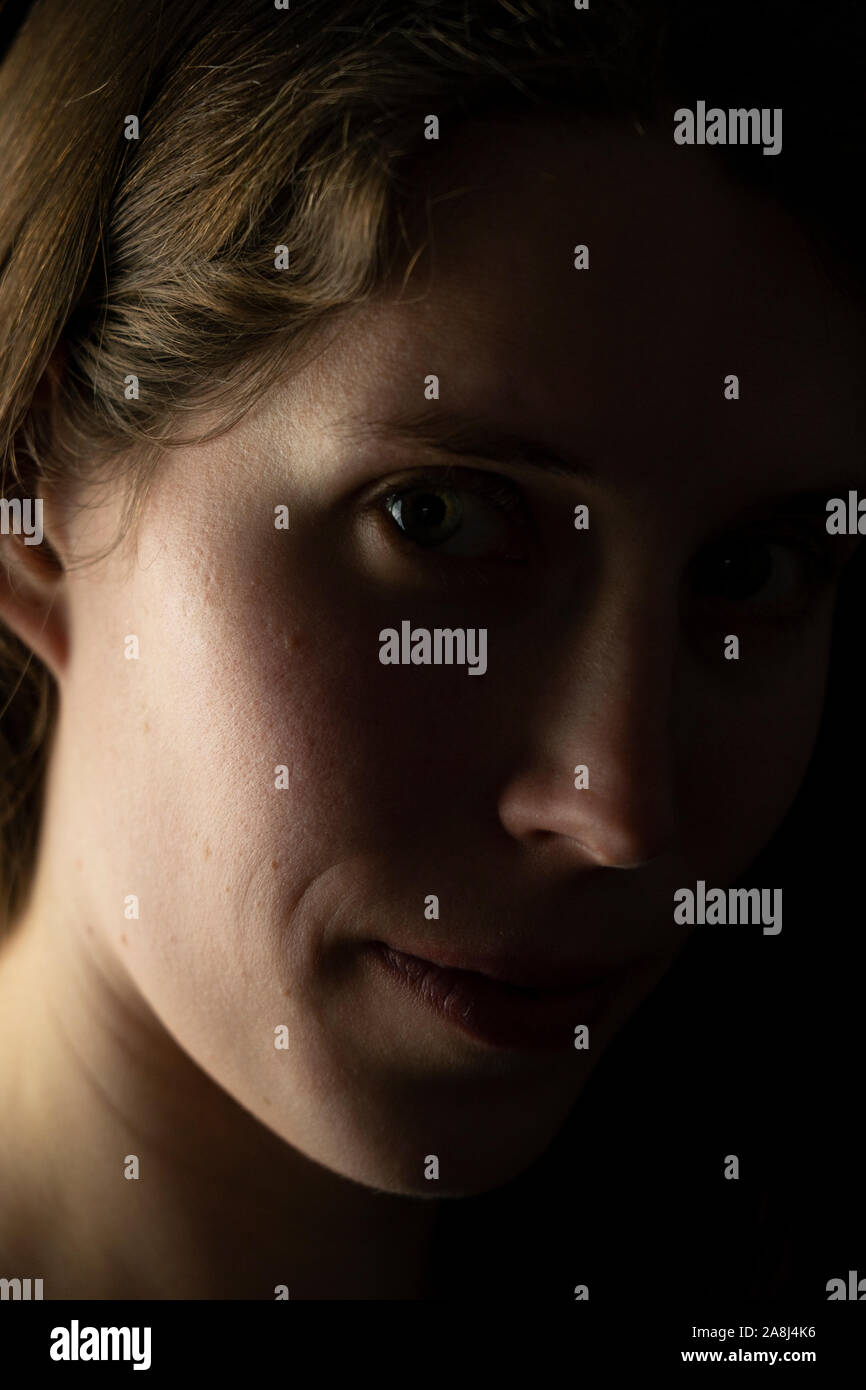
top-left (0, 529), bottom-right (68, 679)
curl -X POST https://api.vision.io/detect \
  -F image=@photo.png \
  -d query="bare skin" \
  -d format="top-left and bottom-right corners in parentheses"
top-left (0, 115), bottom-right (863, 1298)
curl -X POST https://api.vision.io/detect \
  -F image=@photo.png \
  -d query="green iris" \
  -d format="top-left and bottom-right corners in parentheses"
top-left (388, 487), bottom-right (464, 547)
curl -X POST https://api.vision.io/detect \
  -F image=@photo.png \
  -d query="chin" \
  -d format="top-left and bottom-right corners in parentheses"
top-left (292, 1099), bottom-right (570, 1200)
top-left (341, 1149), bottom-right (551, 1201)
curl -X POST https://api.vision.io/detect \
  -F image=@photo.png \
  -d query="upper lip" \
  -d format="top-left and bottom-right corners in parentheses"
top-left (373, 941), bottom-right (635, 994)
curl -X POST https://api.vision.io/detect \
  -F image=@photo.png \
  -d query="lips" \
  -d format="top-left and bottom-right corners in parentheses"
top-left (368, 941), bottom-right (634, 1050)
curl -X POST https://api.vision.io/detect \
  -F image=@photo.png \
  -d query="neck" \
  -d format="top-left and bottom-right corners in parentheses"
top-left (0, 889), bottom-right (438, 1300)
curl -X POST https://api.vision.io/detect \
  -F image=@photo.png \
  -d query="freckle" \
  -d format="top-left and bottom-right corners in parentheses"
top-left (263, 1097), bottom-right (271, 1106)
top-left (143, 721), bottom-right (150, 734)
top-left (289, 631), bottom-right (305, 652)
top-left (225, 885), bottom-right (231, 893)
top-left (192, 831), bottom-right (198, 840)
top-left (282, 987), bottom-right (291, 996)
top-left (271, 860), bottom-right (279, 871)
top-left (203, 843), bottom-right (211, 860)
top-left (121, 933), bottom-right (128, 945)
top-left (85, 923), bottom-right (93, 935)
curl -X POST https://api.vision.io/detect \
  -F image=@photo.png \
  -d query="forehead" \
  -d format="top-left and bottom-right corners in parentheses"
top-left (304, 116), bottom-right (866, 505)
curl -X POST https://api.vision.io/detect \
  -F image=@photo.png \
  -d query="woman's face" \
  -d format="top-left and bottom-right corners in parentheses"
top-left (42, 118), bottom-right (865, 1195)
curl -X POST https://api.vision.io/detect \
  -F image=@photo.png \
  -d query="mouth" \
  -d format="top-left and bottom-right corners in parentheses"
top-left (366, 941), bottom-right (636, 1051)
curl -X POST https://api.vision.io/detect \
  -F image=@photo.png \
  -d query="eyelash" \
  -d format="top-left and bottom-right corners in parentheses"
top-left (363, 466), bottom-right (849, 619)
top-left (370, 467), bottom-right (525, 518)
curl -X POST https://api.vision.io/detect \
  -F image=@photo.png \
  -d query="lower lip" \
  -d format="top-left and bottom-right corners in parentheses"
top-left (368, 942), bottom-right (627, 1051)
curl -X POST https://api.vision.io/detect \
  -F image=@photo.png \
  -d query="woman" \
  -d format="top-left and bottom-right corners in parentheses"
top-left (0, 0), bottom-right (863, 1300)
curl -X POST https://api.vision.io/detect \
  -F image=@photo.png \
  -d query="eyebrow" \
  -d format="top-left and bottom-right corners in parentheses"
top-left (738, 486), bottom-right (865, 519)
top-left (339, 407), bottom-right (865, 513)
top-left (344, 407), bottom-right (592, 479)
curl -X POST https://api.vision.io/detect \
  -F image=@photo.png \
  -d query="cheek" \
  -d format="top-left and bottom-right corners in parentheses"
top-left (75, 562), bottom-right (396, 1131)
top-left (106, 547), bottom-right (463, 983)
top-left (679, 626), bottom-right (833, 877)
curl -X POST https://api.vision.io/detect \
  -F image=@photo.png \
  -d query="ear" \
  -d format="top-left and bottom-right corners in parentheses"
top-left (1, 345), bottom-right (70, 678)
top-left (0, 502), bottom-right (69, 679)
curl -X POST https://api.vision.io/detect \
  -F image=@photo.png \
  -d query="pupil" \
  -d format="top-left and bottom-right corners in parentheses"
top-left (408, 492), bottom-right (447, 529)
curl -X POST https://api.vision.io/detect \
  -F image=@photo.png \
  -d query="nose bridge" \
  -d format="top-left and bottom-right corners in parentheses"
top-left (616, 596), bottom-right (675, 762)
top-left (562, 572), bottom-right (680, 857)
top-left (549, 565), bottom-right (677, 760)
top-left (498, 562), bottom-right (681, 866)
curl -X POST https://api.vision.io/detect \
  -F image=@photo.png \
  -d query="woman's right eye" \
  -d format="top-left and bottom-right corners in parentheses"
top-left (376, 472), bottom-right (531, 562)
top-left (385, 485), bottom-right (465, 547)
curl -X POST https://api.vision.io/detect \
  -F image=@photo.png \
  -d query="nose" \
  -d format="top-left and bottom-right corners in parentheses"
top-left (497, 575), bottom-right (681, 868)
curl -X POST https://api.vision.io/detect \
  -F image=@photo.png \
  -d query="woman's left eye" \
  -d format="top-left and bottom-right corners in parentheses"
top-left (378, 474), bottom-right (528, 559)
top-left (686, 529), bottom-right (837, 618)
